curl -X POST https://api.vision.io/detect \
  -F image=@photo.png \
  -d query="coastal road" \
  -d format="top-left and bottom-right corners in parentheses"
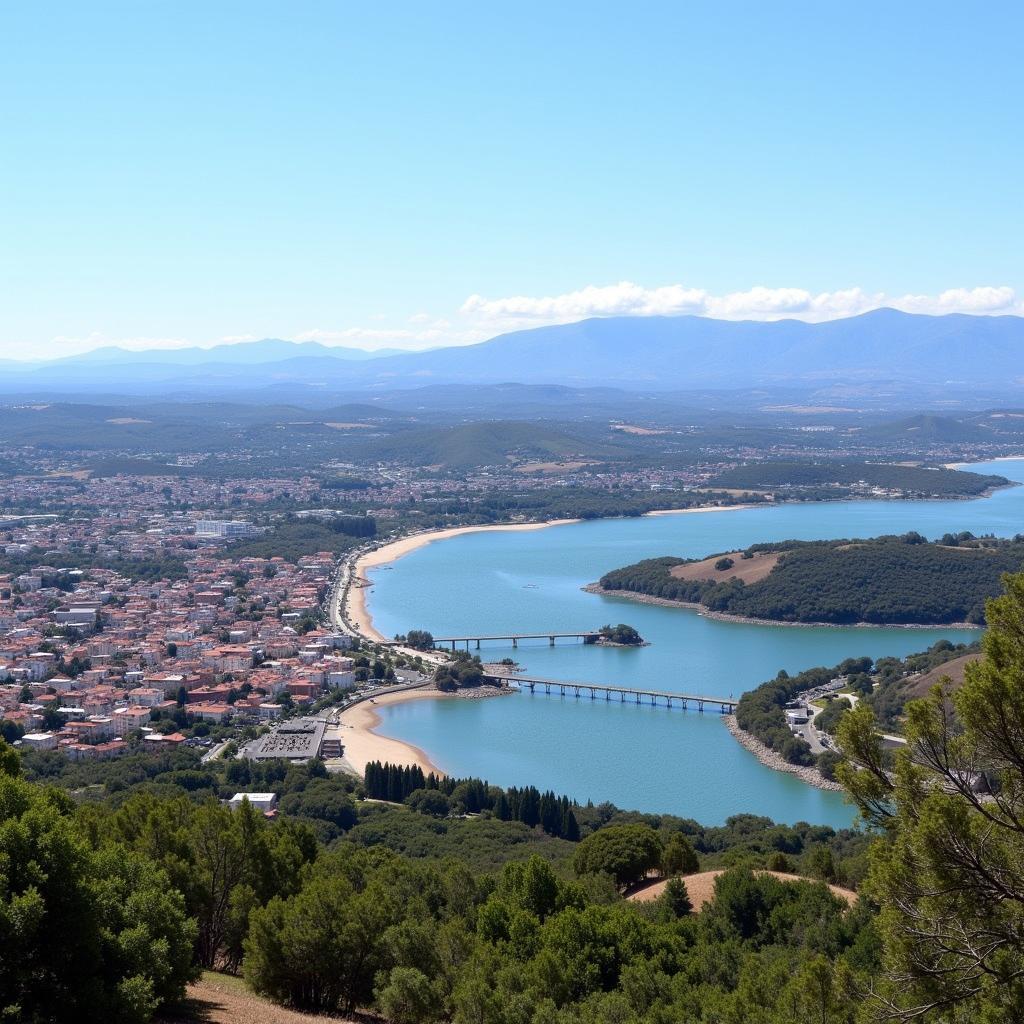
top-left (328, 545), bottom-right (449, 667)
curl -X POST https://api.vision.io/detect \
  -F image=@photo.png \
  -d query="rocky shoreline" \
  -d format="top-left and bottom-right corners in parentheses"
top-left (583, 583), bottom-right (980, 631)
top-left (722, 715), bottom-right (845, 793)
top-left (441, 683), bottom-right (515, 701)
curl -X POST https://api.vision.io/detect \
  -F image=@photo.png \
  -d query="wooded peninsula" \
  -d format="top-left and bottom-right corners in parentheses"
top-left (595, 531), bottom-right (1024, 625)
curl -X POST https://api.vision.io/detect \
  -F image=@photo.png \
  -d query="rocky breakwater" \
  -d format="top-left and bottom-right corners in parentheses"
top-left (723, 715), bottom-right (844, 793)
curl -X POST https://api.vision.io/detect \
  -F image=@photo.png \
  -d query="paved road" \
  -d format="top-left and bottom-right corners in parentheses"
top-left (201, 739), bottom-right (231, 763)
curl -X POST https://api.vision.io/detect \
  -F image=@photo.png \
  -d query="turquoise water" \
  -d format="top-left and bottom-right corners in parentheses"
top-left (366, 458), bottom-right (1024, 827)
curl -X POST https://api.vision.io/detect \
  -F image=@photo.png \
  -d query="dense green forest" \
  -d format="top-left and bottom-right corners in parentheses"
top-left (363, 761), bottom-right (581, 840)
top-left (417, 486), bottom-right (768, 522)
top-left (710, 460), bottom-right (1008, 496)
top-left (598, 532), bottom-right (1024, 624)
top-left (7, 737), bottom-right (878, 1022)
top-left (9, 578), bottom-right (1024, 1021)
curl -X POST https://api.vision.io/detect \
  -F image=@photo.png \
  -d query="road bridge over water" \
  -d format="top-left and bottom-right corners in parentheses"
top-left (380, 630), bottom-right (604, 650)
top-left (487, 673), bottom-right (736, 713)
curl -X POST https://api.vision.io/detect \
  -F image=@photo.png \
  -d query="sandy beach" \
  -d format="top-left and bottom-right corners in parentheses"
top-left (645, 503), bottom-right (763, 516)
top-left (337, 689), bottom-right (451, 776)
top-left (944, 455), bottom-right (1024, 470)
top-left (360, 518), bottom-right (582, 569)
top-left (346, 518), bottom-right (580, 639)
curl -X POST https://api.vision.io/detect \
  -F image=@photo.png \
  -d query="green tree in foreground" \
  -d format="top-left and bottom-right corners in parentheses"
top-left (661, 832), bottom-right (700, 876)
top-left (660, 876), bottom-right (693, 917)
top-left (0, 736), bottom-right (19, 778)
top-left (572, 823), bottom-right (663, 889)
top-left (840, 571), bottom-right (1024, 1021)
top-left (0, 774), bottom-right (196, 1022)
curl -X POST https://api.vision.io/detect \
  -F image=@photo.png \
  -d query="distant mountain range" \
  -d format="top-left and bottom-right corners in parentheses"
top-left (0, 338), bottom-right (404, 371)
top-left (2, 309), bottom-right (1023, 398)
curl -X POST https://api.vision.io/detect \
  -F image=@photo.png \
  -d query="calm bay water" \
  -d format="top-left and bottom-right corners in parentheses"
top-left (365, 458), bottom-right (1024, 827)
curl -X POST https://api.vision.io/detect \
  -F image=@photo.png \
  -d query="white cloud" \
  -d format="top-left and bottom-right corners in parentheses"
top-left (892, 286), bottom-right (1016, 314)
top-left (461, 282), bottom-right (709, 320)
top-left (461, 282), bottom-right (1022, 328)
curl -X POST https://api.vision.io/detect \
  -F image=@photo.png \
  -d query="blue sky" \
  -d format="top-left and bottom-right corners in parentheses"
top-left (1, 1), bottom-right (1021, 357)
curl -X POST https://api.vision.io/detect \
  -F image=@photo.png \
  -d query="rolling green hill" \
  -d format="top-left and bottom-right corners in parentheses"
top-left (360, 420), bottom-right (630, 468)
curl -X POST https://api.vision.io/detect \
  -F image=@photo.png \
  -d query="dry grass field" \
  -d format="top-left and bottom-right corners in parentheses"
top-left (669, 549), bottom-right (782, 586)
top-left (904, 652), bottom-right (981, 700)
top-left (627, 870), bottom-right (858, 910)
top-left (158, 973), bottom-right (356, 1024)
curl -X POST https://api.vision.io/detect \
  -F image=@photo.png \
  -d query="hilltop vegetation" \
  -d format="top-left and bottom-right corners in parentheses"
top-left (710, 459), bottom-right (1007, 496)
top-left (9, 575), bottom-right (1024, 1021)
top-left (6, 734), bottom-right (878, 1023)
top-left (360, 420), bottom-right (630, 469)
top-left (597, 532), bottom-right (1024, 625)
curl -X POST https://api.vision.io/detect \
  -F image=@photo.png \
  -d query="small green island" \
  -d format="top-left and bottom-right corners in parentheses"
top-left (591, 622), bottom-right (646, 646)
top-left (593, 531), bottom-right (1024, 626)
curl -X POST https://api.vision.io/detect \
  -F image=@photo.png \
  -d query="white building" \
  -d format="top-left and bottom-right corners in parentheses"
top-left (195, 520), bottom-right (258, 538)
top-left (21, 732), bottom-right (57, 751)
top-left (228, 792), bottom-right (278, 813)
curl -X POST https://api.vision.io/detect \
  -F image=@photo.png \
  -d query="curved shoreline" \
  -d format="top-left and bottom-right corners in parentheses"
top-left (585, 584), bottom-right (981, 631)
top-left (337, 685), bottom-right (514, 776)
top-left (346, 518), bottom-right (581, 640)
top-left (722, 715), bottom-right (844, 793)
top-left (346, 504), bottom-right (760, 639)
top-left (333, 485), bottom-right (1011, 796)
top-left (337, 688), bottom-right (451, 776)
top-left (336, 504), bottom-right (767, 776)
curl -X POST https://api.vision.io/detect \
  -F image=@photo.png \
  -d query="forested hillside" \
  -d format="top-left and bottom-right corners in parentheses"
top-left (597, 532), bottom-right (1024, 624)
top-left (710, 460), bottom-right (1007, 495)
top-left (7, 575), bottom-right (1024, 1021)
top-left (4, 734), bottom-right (876, 1024)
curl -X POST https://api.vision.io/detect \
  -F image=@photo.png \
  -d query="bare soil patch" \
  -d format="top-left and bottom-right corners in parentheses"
top-left (669, 549), bottom-right (782, 585)
top-left (627, 870), bottom-right (857, 910)
top-left (905, 653), bottom-right (980, 700)
top-left (612, 424), bottom-right (669, 435)
top-left (158, 973), bottom-right (357, 1024)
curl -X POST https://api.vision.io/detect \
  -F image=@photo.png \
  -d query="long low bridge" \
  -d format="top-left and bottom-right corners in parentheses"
top-left (430, 630), bottom-right (602, 650)
top-left (487, 673), bottom-right (737, 713)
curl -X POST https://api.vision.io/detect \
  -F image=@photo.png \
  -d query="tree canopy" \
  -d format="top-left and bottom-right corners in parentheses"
top-left (599, 533), bottom-right (1024, 625)
top-left (840, 570), bottom-right (1024, 1020)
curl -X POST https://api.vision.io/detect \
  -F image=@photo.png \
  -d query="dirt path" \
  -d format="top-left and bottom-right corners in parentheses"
top-left (627, 869), bottom-right (857, 910)
top-left (159, 973), bottom-right (357, 1024)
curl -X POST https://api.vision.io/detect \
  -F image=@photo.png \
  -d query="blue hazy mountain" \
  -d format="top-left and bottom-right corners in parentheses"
top-left (48, 338), bottom-right (405, 366)
top-left (2, 310), bottom-right (1022, 394)
top-left (357, 309), bottom-right (1024, 389)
